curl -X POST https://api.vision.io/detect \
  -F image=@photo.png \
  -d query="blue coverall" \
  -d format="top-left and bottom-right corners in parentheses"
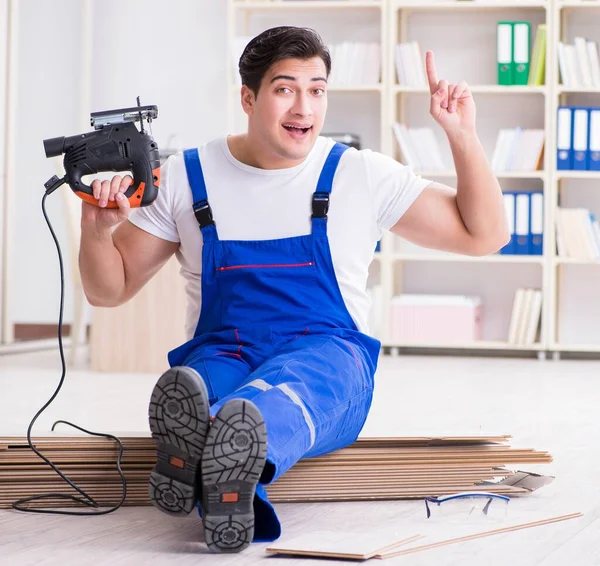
top-left (167, 142), bottom-right (381, 541)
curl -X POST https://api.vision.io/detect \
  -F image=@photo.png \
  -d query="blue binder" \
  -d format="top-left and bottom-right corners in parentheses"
top-left (515, 192), bottom-right (530, 254)
top-left (529, 191), bottom-right (543, 255)
top-left (557, 106), bottom-right (574, 170)
top-left (500, 191), bottom-right (516, 254)
top-left (572, 107), bottom-right (590, 171)
top-left (589, 109), bottom-right (600, 171)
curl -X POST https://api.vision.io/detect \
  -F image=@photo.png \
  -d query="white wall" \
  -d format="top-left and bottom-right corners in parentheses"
top-left (88, 0), bottom-right (228, 149)
top-left (0, 0), bottom-right (8, 334)
top-left (12, 0), bottom-right (84, 326)
top-left (9, 0), bottom-right (227, 325)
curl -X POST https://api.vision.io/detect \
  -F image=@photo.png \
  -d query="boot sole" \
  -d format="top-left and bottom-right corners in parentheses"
top-left (201, 399), bottom-right (267, 553)
top-left (148, 366), bottom-right (210, 516)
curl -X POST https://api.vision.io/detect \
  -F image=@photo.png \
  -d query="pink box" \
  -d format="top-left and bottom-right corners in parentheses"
top-left (389, 294), bottom-right (482, 344)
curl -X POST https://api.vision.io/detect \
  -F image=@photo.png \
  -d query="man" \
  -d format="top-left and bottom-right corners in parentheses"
top-left (80, 26), bottom-right (509, 553)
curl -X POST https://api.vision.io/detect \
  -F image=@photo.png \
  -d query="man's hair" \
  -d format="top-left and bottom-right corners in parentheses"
top-left (239, 26), bottom-right (331, 95)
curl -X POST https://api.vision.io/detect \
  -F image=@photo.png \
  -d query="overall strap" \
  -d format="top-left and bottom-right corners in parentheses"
top-left (311, 142), bottom-right (349, 235)
top-left (183, 148), bottom-right (218, 242)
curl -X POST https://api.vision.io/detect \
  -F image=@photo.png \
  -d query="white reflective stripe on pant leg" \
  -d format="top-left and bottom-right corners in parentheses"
top-left (246, 379), bottom-right (272, 392)
top-left (276, 384), bottom-right (316, 449)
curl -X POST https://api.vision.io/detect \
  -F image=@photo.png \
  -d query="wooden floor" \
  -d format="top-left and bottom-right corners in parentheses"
top-left (1, 349), bottom-right (599, 565)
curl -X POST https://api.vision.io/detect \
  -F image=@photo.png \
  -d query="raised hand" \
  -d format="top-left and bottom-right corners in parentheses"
top-left (426, 51), bottom-right (476, 135)
top-left (81, 175), bottom-right (133, 235)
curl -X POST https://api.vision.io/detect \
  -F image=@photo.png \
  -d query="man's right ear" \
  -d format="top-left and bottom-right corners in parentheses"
top-left (241, 85), bottom-right (256, 116)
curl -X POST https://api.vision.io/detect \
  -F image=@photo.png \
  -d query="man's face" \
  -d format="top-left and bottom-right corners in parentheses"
top-left (243, 57), bottom-right (328, 166)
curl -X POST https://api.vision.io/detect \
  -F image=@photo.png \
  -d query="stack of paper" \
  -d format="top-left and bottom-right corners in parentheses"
top-left (491, 128), bottom-right (545, 172)
top-left (394, 41), bottom-right (427, 87)
top-left (328, 42), bottom-right (381, 86)
top-left (556, 207), bottom-right (600, 261)
top-left (558, 37), bottom-right (600, 89)
top-left (507, 288), bottom-right (543, 346)
top-left (393, 123), bottom-right (446, 171)
top-left (0, 435), bottom-right (552, 509)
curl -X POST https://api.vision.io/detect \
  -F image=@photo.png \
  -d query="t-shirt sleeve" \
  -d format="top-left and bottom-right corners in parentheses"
top-left (363, 149), bottom-right (432, 233)
top-left (128, 155), bottom-right (180, 243)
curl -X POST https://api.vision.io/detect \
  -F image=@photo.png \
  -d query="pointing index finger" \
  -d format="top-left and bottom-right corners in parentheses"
top-left (426, 51), bottom-right (439, 95)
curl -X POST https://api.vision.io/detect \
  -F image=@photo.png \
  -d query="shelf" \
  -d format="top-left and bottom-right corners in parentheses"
top-left (395, 85), bottom-right (548, 95)
top-left (557, 1), bottom-right (600, 9)
top-left (394, 0), bottom-right (548, 10)
top-left (550, 343), bottom-right (600, 353)
top-left (393, 253), bottom-right (544, 264)
top-left (492, 171), bottom-right (546, 179)
top-left (384, 340), bottom-right (544, 351)
top-left (554, 257), bottom-right (600, 265)
top-left (328, 84), bottom-right (383, 92)
top-left (232, 1), bottom-right (382, 10)
top-left (414, 169), bottom-right (545, 179)
top-left (413, 169), bottom-right (458, 178)
top-left (230, 84), bottom-right (383, 93)
top-left (556, 171), bottom-right (600, 179)
top-left (557, 86), bottom-right (600, 94)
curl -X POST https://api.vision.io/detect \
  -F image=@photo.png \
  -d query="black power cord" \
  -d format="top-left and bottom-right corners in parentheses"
top-left (12, 178), bottom-right (127, 515)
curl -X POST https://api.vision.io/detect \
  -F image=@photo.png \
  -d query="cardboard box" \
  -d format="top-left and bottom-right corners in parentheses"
top-left (390, 294), bottom-right (482, 344)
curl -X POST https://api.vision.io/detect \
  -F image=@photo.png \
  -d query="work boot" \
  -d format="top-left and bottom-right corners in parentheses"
top-left (148, 366), bottom-right (210, 515)
top-left (200, 398), bottom-right (267, 553)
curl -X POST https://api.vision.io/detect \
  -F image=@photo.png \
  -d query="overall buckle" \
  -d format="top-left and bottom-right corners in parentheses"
top-left (193, 200), bottom-right (215, 228)
top-left (312, 192), bottom-right (330, 219)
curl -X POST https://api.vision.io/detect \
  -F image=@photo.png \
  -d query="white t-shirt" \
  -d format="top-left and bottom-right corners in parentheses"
top-left (129, 136), bottom-right (431, 340)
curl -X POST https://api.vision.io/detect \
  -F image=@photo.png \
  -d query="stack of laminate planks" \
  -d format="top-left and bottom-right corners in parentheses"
top-left (267, 436), bottom-right (553, 502)
top-left (0, 435), bottom-right (552, 509)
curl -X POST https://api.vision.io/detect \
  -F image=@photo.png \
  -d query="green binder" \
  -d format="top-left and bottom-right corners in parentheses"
top-left (527, 24), bottom-right (546, 86)
top-left (497, 21), bottom-right (514, 85)
top-left (513, 21), bottom-right (531, 85)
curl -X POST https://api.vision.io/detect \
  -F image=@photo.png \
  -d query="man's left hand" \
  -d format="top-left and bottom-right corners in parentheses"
top-left (426, 50), bottom-right (476, 136)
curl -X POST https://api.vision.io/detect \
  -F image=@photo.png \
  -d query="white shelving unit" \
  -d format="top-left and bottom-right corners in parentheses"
top-left (228, 0), bottom-right (600, 358)
top-left (234, 1), bottom-right (383, 8)
top-left (395, 85), bottom-right (548, 94)
top-left (1, 0), bottom-right (17, 345)
top-left (393, 253), bottom-right (545, 264)
top-left (383, 0), bottom-right (551, 358)
top-left (550, 0), bottom-right (600, 354)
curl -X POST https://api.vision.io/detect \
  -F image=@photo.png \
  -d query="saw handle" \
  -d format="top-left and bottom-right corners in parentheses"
top-left (71, 161), bottom-right (160, 209)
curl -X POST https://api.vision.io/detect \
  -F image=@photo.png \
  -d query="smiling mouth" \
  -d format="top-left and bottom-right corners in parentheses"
top-left (283, 124), bottom-right (312, 134)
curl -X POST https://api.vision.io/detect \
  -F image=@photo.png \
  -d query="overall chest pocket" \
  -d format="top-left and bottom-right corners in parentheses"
top-left (215, 259), bottom-right (319, 296)
top-left (214, 235), bottom-right (316, 277)
top-left (217, 261), bottom-right (315, 272)
top-left (213, 237), bottom-right (319, 318)
top-left (215, 258), bottom-right (319, 324)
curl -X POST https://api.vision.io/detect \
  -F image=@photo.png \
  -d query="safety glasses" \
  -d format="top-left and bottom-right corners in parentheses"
top-left (425, 492), bottom-right (510, 521)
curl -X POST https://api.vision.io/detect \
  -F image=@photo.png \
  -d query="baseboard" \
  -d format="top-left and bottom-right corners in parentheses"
top-left (13, 324), bottom-right (90, 341)
top-left (0, 337), bottom-right (73, 355)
